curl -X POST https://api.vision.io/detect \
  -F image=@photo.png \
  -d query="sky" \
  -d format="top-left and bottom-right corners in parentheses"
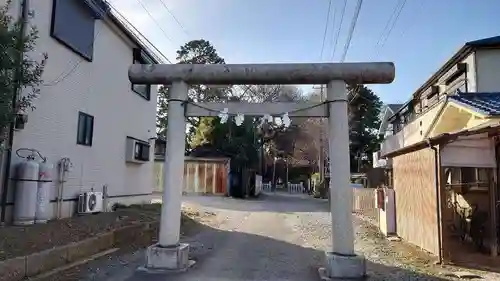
top-left (109, 0), bottom-right (500, 105)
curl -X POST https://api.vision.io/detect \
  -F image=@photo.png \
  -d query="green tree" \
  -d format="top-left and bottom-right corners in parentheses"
top-left (348, 85), bottom-right (383, 172)
top-left (156, 39), bottom-right (228, 149)
top-left (0, 1), bottom-right (47, 145)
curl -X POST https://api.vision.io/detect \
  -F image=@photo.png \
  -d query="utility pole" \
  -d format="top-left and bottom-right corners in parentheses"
top-left (272, 156), bottom-right (277, 192)
top-left (318, 85), bottom-right (325, 182)
top-left (285, 157), bottom-right (289, 192)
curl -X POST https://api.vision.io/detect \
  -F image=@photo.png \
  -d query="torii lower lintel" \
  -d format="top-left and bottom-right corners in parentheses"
top-left (132, 62), bottom-right (395, 279)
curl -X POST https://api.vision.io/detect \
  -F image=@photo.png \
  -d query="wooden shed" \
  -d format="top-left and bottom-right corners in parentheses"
top-left (154, 157), bottom-right (230, 196)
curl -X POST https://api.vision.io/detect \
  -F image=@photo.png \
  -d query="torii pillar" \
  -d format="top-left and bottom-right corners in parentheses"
top-left (129, 62), bottom-right (395, 278)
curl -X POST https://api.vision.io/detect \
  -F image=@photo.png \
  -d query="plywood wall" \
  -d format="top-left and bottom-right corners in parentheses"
top-left (393, 148), bottom-right (440, 255)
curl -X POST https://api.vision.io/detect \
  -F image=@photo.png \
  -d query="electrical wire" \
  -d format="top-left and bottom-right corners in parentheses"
top-left (373, 0), bottom-right (407, 59)
top-left (398, 0), bottom-right (425, 40)
top-left (43, 29), bottom-right (103, 86)
top-left (339, 0), bottom-right (364, 62)
top-left (108, 2), bottom-right (171, 63)
top-left (135, 0), bottom-right (175, 44)
top-left (349, 0), bottom-right (408, 103)
top-left (150, 0), bottom-right (277, 101)
top-left (319, 0), bottom-right (333, 60)
top-left (157, 0), bottom-right (189, 36)
top-left (330, 0), bottom-right (347, 61)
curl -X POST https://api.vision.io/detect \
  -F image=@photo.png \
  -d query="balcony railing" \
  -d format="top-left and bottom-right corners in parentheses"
top-left (380, 132), bottom-right (405, 157)
top-left (372, 150), bottom-right (392, 168)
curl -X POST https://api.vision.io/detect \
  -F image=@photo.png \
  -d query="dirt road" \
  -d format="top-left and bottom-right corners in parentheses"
top-left (57, 193), bottom-right (488, 280)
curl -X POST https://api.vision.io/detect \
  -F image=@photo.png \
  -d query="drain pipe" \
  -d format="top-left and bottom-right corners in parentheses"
top-left (427, 139), bottom-right (443, 264)
top-left (1, 0), bottom-right (30, 224)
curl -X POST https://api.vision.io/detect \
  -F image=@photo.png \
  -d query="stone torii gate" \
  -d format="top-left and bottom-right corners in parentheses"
top-left (129, 62), bottom-right (395, 279)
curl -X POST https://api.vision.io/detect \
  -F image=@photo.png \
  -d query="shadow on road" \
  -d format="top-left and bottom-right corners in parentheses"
top-left (182, 193), bottom-right (331, 213)
top-left (130, 217), bottom-right (451, 281)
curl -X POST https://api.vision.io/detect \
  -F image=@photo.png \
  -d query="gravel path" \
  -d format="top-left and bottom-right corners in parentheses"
top-left (52, 193), bottom-right (499, 280)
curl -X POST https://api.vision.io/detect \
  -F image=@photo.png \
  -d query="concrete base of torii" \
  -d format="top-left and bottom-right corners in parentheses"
top-left (139, 243), bottom-right (195, 273)
top-left (318, 252), bottom-right (367, 280)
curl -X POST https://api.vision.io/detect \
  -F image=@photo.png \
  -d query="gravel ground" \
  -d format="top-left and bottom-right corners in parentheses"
top-left (36, 193), bottom-right (500, 280)
top-left (0, 204), bottom-right (162, 261)
top-left (32, 204), bottom-right (214, 281)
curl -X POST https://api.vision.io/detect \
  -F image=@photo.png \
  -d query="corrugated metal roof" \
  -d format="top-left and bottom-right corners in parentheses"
top-left (449, 92), bottom-right (500, 116)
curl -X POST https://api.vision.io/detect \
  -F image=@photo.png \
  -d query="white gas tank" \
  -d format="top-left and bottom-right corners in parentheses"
top-left (35, 161), bottom-right (53, 223)
top-left (13, 156), bottom-right (39, 226)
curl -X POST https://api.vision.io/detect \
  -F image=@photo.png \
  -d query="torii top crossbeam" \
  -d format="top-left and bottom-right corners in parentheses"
top-left (128, 62), bottom-right (395, 85)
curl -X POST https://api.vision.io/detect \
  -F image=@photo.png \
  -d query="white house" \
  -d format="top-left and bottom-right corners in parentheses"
top-left (1, 0), bottom-right (159, 221)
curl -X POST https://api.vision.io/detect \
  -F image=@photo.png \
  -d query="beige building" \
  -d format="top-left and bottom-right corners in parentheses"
top-left (1, 0), bottom-right (160, 221)
top-left (378, 35), bottom-right (500, 266)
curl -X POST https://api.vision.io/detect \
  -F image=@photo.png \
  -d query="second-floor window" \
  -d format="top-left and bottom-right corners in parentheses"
top-left (131, 49), bottom-right (152, 100)
top-left (51, 0), bottom-right (99, 61)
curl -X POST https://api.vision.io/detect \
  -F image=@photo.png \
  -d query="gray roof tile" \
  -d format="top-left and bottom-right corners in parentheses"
top-left (449, 92), bottom-right (500, 116)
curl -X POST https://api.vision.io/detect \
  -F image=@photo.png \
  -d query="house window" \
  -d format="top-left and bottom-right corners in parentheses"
top-left (134, 141), bottom-right (151, 161)
top-left (445, 167), bottom-right (491, 192)
top-left (77, 112), bottom-right (94, 146)
top-left (50, 0), bottom-right (104, 61)
top-left (131, 48), bottom-right (152, 100)
top-left (51, 0), bottom-right (100, 61)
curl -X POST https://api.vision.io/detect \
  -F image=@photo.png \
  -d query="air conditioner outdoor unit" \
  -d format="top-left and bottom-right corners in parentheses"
top-left (77, 192), bottom-right (103, 214)
top-left (125, 137), bottom-right (151, 164)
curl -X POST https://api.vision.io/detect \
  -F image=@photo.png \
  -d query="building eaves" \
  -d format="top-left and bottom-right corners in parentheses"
top-left (388, 35), bottom-right (500, 120)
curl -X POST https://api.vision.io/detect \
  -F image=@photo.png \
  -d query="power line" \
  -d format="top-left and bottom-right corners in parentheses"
top-left (319, 0), bottom-right (333, 60)
top-left (340, 0), bottom-right (364, 62)
top-left (317, 0), bottom-right (335, 180)
top-left (373, 0), bottom-right (407, 59)
top-left (398, 0), bottom-right (425, 40)
top-left (330, 0), bottom-right (347, 61)
top-left (135, 0), bottom-right (175, 45)
top-left (157, 0), bottom-right (189, 36)
top-left (349, 0), bottom-right (408, 103)
top-left (109, 2), bottom-right (172, 63)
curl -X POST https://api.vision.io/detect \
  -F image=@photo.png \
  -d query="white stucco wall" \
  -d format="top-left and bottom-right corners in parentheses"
top-left (440, 134), bottom-right (496, 168)
top-left (4, 1), bottom-right (157, 218)
top-left (475, 49), bottom-right (500, 92)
